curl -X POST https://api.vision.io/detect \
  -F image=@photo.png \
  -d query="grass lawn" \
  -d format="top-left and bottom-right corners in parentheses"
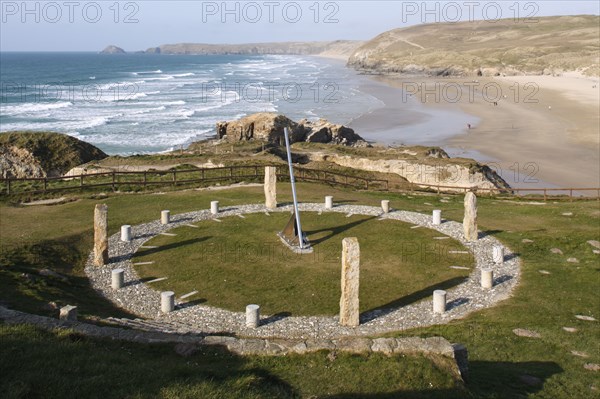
top-left (132, 212), bottom-right (471, 315)
top-left (1, 182), bottom-right (599, 398)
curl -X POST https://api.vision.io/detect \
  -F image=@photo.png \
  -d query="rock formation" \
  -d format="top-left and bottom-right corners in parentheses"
top-left (216, 113), bottom-right (367, 147)
top-left (0, 146), bottom-right (46, 179)
top-left (0, 132), bottom-right (108, 178)
top-left (100, 45), bottom-right (126, 54)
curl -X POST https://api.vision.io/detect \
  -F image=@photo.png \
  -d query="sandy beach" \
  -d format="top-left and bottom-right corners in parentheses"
top-left (351, 72), bottom-right (600, 190)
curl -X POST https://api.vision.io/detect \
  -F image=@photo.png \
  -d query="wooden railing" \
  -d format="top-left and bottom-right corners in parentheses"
top-left (0, 165), bottom-right (597, 201)
top-left (0, 165), bottom-right (387, 196)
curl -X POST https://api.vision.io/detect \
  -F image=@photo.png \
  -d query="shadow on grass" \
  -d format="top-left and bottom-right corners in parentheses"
top-left (0, 234), bottom-right (138, 319)
top-left (133, 237), bottom-right (212, 257)
top-left (321, 361), bottom-right (563, 399)
top-left (306, 216), bottom-right (377, 246)
top-left (175, 298), bottom-right (207, 310)
top-left (361, 276), bottom-right (467, 323)
top-left (478, 230), bottom-right (503, 239)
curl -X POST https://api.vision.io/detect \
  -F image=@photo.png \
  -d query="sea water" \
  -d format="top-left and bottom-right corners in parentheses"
top-left (0, 52), bottom-right (384, 154)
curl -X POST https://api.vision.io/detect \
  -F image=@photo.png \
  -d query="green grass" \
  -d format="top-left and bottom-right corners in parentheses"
top-left (1, 183), bottom-right (599, 398)
top-left (0, 323), bottom-right (463, 399)
top-left (133, 212), bottom-right (471, 315)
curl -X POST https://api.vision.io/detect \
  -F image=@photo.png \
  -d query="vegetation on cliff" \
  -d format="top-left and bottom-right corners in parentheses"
top-left (0, 132), bottom-right (108, 178)
top-left (348, 15), bottom-right (600, 76)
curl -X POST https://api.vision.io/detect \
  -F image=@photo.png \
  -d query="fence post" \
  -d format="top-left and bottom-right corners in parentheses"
top-left (230, 167), bottom-right (233, 177)
top-left (143, 172), bottom-right (147, 189)
top-left (173, 171), bottom-right (177, 187)
top-left (201, 169), bottom-right (205, 180)
top-left (569, 189), bottom-right (573, 202)
top-left (80, 175), bottom-right (84, 188)
top-left (543, 189), bottom-right (547, 202)
top-left (6, 179), bottom-right (10, 195)
top-left (112, 172), bottom-right (116, 192)
top-left (44, 178), bottom-right (47, 192)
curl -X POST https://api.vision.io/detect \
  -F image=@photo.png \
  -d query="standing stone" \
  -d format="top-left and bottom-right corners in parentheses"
top-left (161, 291), bottom-right (175, 313)
top-left (433, 290), bottom-right (447, 313)
top-left (161, 210), bottom-right (170, 225)
top-left (481, 268), bottom-right (493, 289)
top-left (246, 304), bottom-right (260, 328)
top-left (211, 201), bottom-right (219, 215)
top-left (381, 200), bottom-right (390, 213)
top-left (120, 225), bottom-right (132, 242)
top-left (492, 246), bottom-right (504, 264)
top-left (59, 305), bottom-right (78, 321)
top-left (264, 166), bottom-right (277, 209)
top-left (112, 268), bottom-right (124, 290)
top-left (93, 204), bottom-right (109, 266)
top-left (432, 209), bottom-right (442, 225)
top-left (325, 196), bottom-right (333, 209)
top-left (463, 192), bottom-right (478, 242)
top-left (339, 237), bottom-right (360, 327)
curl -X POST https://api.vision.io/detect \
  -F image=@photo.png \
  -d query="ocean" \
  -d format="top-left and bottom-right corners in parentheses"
top-left (0, 52), bottom-right (384, 154)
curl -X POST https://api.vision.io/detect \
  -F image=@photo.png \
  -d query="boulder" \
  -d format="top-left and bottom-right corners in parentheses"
top-left (0, 146), bottom-right (46, 178)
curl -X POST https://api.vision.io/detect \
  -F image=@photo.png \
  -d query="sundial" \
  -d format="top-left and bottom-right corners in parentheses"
top-left (277, 127), bottom-right (313, 254)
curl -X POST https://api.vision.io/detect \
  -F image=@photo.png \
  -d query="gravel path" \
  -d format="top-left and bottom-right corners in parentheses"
top-left (85, 203), bottom-right (520, 339)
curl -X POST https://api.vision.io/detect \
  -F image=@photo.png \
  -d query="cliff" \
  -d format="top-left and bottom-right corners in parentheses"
top-left (0, 132), bottom-right (108, 178)
top-left (348, 15), bottom-right (600, 77)
top-left (142, 40), bottom-right (362, 58)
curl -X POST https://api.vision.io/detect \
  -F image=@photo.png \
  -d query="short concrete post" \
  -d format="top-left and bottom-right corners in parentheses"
top-left (59, 305), bottom-right (78, 321)
top-left (325, 196), bottom-right (333, 210)
top-left (492, 246), bottom-right (504, 264)
top-left (112, 268), bottom-right (124, 290)
top-left (264, 166), bottom-right (277, 209)
top-left (481, 268), bottom-right (493, 289)
top-left (161, 291), bottom-right (175, 313)
top-left (433, 290), bottom-right (447, 314)
top-left (339, 237), bottom-right (360, 327)
top-left (211, 201), bottom-right (219, 215)
top-left (432, 209), bottom-right (442, 225)
top-left (120, 225), bottom-right (132, 242)
top-left (246, 304), bottom-right (260, 328)
top-left (161, 210), bottom-right (170, 225)
top-left (381, 200), bottom-right (390, 213)
top-left (93, 204), bottom-right (109, 266)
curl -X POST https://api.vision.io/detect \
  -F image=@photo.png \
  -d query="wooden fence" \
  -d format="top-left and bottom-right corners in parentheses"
top-left (0, 164), bottom-right (598, 201)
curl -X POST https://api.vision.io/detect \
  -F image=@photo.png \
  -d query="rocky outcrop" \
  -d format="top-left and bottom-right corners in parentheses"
top-left (311, 153), bottom-right (510, 192)
top-left (0, 146), bottom-right (46, 178)
top-left (0, 132), bottom-right (108, 178)
top-left (216, 113), bottom-right (367, 147)
top-left (100, 45), bottom-right (126, 54)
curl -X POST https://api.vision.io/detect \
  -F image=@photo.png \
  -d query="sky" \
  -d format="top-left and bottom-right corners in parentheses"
top-left (1, 0), bottom-right (599, 51)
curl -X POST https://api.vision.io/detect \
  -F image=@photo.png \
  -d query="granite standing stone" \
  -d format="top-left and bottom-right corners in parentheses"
top-left (463, 192), bottom-right (478, 242)
top-left (264, 166), bottom-right (277, 209)
top-left (340, 237), bottom-right (360, 327)
top-left (94, 204), bottom-right (109, 266)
